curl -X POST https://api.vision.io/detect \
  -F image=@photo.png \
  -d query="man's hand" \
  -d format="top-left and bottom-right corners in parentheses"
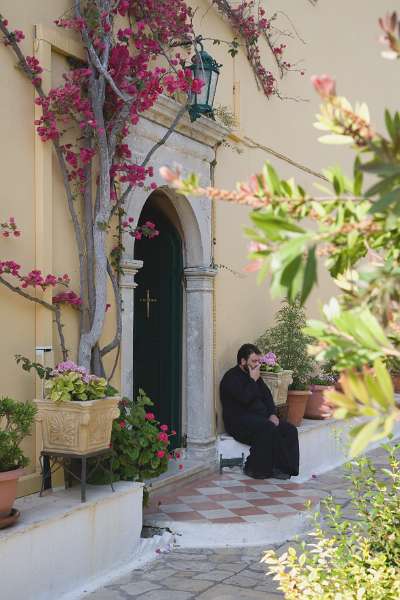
top-left (249, 364), bottom-right (261, 382)
top-left (269, 414), bottom-right (279, 426)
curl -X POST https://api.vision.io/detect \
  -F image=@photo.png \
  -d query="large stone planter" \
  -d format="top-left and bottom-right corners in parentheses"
top-left (260, 370), bottom-right (293, 407)
top-left (305, 385), bottom-right (335, 420)
top-left (35, 397), bottom-right (120, 455)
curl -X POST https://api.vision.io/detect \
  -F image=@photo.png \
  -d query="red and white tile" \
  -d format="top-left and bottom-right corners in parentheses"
top-left (144, 469), bottom-right (321, 526)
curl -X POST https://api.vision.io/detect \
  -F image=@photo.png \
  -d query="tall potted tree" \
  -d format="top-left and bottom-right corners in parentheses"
top-left (0, 397), bottom-right (37, 528)
top-left (261, 300), bottom-right (315, 426)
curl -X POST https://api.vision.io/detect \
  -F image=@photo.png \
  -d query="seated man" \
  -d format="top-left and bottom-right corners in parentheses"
top-left (220, 343), bottom-right (299, 480)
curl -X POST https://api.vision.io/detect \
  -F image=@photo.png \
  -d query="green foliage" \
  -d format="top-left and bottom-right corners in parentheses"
top-left (45, 371), bottom-right (109, 403)
top-left (88, 390), bottom-right (174, 501)
top-left (0, 397), bottom-right (37, 472)
top-left (257, 299), bottom-right (315, 390)
top-left (15, 354), bottom-right (52, 380)
top-left (263, 444), bottom-right (400, 599)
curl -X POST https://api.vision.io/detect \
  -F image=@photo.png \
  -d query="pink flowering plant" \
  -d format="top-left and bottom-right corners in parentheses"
top-left (88, 389), bottom-right (178, 502)
top-left (0, 1), bottom-right (315, 375)
top-left (44, 361), bottom-right (116, 403)
top-left (259, 352), bottom-right (282, 373)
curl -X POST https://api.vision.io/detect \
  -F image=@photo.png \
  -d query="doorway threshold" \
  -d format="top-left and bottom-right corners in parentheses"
top-left (145, 455), bottom-right (217, 496)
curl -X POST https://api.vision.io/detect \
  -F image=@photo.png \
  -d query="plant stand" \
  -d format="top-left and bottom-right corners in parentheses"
top-left (40, 448), bottom-right (114, 503)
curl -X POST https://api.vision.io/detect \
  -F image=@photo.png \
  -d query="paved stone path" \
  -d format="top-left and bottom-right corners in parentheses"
top-left (86, 446), bottom-right (390, 600)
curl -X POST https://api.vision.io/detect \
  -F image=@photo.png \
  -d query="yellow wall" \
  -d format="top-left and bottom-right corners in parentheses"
top-left (0, 1), bottom-right (398, 475)
top-left (190, 1), bottom-right (400, 427)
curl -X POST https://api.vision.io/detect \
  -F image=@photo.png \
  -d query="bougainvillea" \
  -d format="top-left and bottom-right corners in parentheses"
top-left (0, 0), bottom-right (313, 375)
top-left (212, 0), bottom-right (305, 97)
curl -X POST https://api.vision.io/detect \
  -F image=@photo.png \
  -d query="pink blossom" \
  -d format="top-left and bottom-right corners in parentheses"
top-left (311, 74), bottom-right (336, 99)
top-left (145, 412), bottom-right (155, 421)
top-left (159, 166), bottom-right (180, 184)
top-left (158, 432), bottom-right (169, 442)
top-left (156, 450), bottom-right (165, 458)
top-left (160, 424), bottom-right (168, 431)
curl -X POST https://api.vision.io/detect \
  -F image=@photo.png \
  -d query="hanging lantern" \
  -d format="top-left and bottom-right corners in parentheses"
top-left (188, 42), bottom-right (221, 122)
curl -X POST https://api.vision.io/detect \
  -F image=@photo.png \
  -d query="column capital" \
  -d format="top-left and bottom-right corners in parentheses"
top-left (184, 267), bottom-right (217, 293)
top-left (120, 259), bottom-right (143, 289)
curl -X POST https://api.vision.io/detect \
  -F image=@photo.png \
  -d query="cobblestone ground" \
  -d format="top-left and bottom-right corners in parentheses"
top-left (86, 446), bottom-right (391, 600)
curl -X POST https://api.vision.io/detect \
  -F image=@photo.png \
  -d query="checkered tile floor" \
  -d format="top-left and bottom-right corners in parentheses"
top-left (144, 469), bottom-right (321, 525)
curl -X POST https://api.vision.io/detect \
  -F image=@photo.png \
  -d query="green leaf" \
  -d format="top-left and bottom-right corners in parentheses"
top-left (368, 187), bottom-right (400, 214)
top-left (349, 419), bottom-right (380, 457)
top-left (266, 163), bottom-right (282, 195)
top-left (300, 246), bottom-right (317, 304)
top-left (360, 161), bottom-right (400, 177)
top-left (318, 134), bottom-right (353, 145)
top-left (365, 174), bottom-right (400, 198)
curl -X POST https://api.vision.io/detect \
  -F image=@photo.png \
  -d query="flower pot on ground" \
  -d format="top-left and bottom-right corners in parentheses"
top-left (286, 389), bottom-right (311, 427)
top-left (34, 361), bottom-right (120, 455)
top-left (305, 372), bottom-right (337, 419)
top-left (391, 372), bottom-right (400, 394)
top-left (0, 397), bottom-right (37, 527)
top-left (257, 300), bottom-right (315, 424)
top-left (259, 352), bottom-right (293, 408)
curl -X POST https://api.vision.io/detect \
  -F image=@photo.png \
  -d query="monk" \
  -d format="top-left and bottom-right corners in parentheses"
top-left (220, 343), bottom-right (299, 480)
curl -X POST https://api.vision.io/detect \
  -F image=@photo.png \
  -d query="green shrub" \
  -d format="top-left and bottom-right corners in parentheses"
top-left (257, 299), bottom-right (315, 390)
top-left (262, 444), bottom-right (400, 599)
top-left (88, 390), bottom-right (177, 502)
top-left (0, 397), bottom-right (37, 472)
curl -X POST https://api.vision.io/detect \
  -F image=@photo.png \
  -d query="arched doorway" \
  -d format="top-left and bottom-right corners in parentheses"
top-left (133, 197), bottom-right (183, 447)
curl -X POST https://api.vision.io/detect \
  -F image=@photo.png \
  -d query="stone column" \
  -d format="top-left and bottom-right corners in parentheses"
top-left (120, 259), bottom-right (143, 400)
top-left (184, 267), bottom-right (217, 461)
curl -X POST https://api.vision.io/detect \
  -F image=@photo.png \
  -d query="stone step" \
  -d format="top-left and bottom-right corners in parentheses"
top-left (145, 456), bottom-right (217, 496)
top-left (218, 416), bottom-right (400, 483)
top-left (0, 482), bottom-right (143, 600)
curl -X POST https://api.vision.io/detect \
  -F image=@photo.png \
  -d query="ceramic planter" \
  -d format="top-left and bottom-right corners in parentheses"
top-left (391, 373), bottom-right (400, 394)
top-left (0, 467), bottom-right (24, 521)
top-left (35, 396), bottom-right (120, 455)
top-left (260, 370), bottom-right (293, 407)
top-left (286, 390), bottom-right (311, 427)
top-left (305, 385), bottom-right (335, 420)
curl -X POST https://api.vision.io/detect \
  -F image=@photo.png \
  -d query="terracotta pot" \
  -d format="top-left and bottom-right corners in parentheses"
top-left (286, 390), bottom-right (311, 427)
top-left (35, 396), bottom-right (120, 455)
top-left (391, 373), bottom-right (400, 394)
top-left (0, 467), bottom-right (24, 520)
top-left (260, 370), bottom-right (293, 408)
top-left (305, 385), bottom-right (334, 420)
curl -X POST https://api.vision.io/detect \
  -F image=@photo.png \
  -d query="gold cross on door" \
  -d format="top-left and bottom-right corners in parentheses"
top-left (139, 288), bottom-right (158, 319)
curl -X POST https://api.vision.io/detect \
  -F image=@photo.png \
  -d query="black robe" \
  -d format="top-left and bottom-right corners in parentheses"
top-left (220, 365), bottom-right (299, 477)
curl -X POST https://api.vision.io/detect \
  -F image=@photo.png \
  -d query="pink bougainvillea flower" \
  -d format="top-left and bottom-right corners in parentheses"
top-left (171, 430), bottom-right (177, 436)
top-left (156, 450), bottom-right (165, 458)
top-left (158, 432), bottom-right (168, 443)
top-left (145, 412), bottom-right (155, 421)
top-left (311, 74), bottom-right (336, 99)
top-left (159, 166), bottom-right (181, 184)
top-left (160, 424), bottom-right (168, 432)
top-left (119, 420), bottom-right (126, 429)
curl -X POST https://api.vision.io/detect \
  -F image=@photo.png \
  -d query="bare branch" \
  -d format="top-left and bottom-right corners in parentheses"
top-left (240, 135), bottom-right (328, 182)
top-left (54, 305), bottom-right (69, 360)
top-left (100, 259), bottom-right (122, 357)
top-left (0, 276), bottom-right (56, 312)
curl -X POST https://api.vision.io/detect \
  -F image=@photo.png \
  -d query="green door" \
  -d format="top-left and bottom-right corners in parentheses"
top-left (133, 206), bottom-right (183, 448)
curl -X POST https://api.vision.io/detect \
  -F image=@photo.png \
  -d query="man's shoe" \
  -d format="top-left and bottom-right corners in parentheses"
top-left (243, 466), bottom-right (267, 480)
top-left (271, 468), bottom-right (291, 480)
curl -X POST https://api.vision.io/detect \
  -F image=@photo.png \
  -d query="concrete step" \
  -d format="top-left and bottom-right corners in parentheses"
top-left (145, 456), bottom-right (217, 496)
top-left (0, 482), bottom-right (143, 600)
top-left (218, 417), bottom-right (400, 483)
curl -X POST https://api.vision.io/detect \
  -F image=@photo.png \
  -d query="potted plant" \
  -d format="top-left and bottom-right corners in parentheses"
top-left (259, 352), bottom-right (293, 410)
top-left (33, 361), bottom-right (120, 454)
top-left (305, 369), bottom-right (337, 419)
top-left (258, 300), bottom-right (315, 426)
top-left (0, 397), bottom-right (37, 528)
top-left (385, 355), bottom-right (400, 394)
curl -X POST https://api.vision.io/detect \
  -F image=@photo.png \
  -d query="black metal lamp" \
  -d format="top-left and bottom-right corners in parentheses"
top-left (188, 41), bottom-right (221, 122)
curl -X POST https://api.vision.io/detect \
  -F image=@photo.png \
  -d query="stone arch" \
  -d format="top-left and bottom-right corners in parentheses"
top-left (120, 185), bottom-right (217, 461)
